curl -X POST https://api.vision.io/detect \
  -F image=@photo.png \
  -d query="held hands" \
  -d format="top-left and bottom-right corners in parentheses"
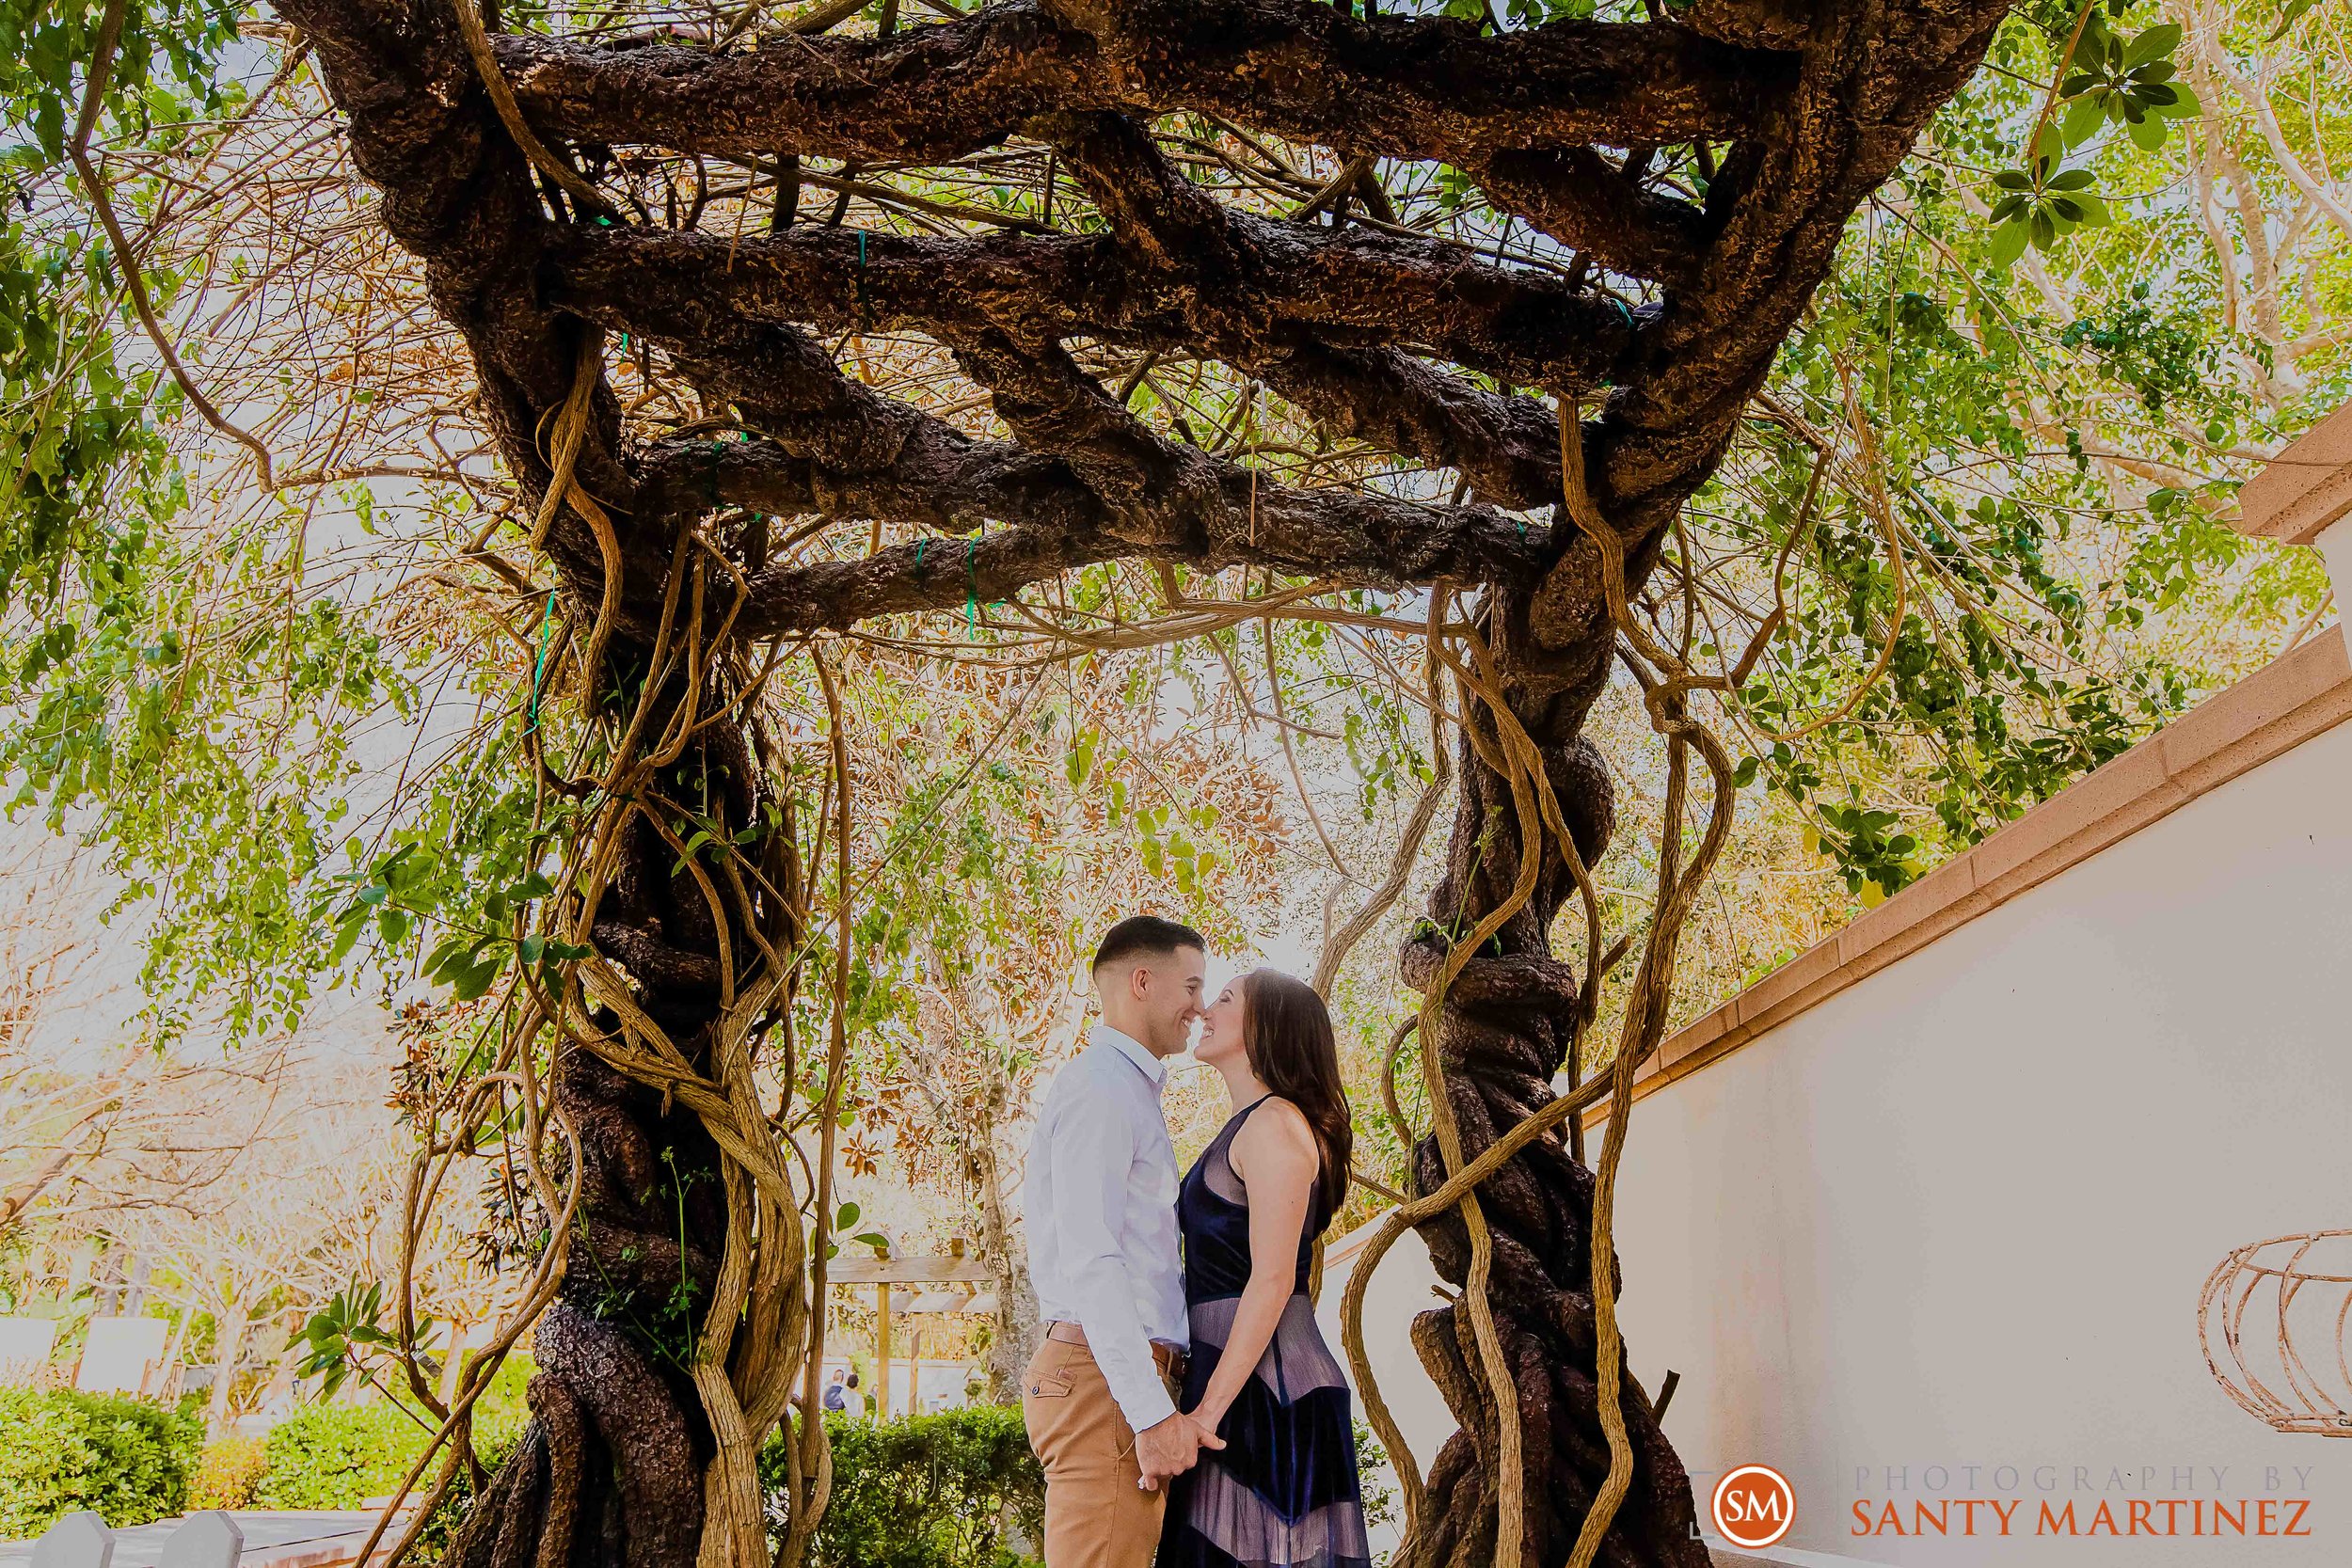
top-left (1135, 1410), bottom-right (1226, 1491)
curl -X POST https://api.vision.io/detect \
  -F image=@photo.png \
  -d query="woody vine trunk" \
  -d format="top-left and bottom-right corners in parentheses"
top-left (452, 652), bottom-right (800, 1568)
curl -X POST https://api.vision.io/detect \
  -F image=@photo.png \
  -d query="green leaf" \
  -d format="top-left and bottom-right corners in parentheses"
top-left (1989, 216), bottom-right (2029, 269)
top-left (2123, 22), bottom-right (2183, 69)
top-left (2270, 0), bottom-right (2328, 38)
top-left (2059, 93), bottom-right (2106, 149)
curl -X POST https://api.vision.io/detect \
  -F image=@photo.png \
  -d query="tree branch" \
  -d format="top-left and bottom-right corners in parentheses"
top-left (632, 432), bottom-right (1558, 636)
top-left (494, 3), bottom-right (1786, 168)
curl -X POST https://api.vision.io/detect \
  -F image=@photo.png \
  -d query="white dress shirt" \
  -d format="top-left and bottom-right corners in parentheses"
top-left (1024, 1022), bottom-right (1187, 1432)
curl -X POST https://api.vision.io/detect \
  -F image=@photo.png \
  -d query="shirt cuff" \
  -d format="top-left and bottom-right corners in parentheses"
top-left (1108, 1370), bottom-right (1178, 1434)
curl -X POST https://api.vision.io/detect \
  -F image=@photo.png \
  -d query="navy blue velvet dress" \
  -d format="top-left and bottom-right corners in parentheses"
top-left (1159, 1098), bottom-right (1371, 1568)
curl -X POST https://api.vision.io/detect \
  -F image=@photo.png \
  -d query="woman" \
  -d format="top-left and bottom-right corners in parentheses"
top-left (1160, 970), bottom-right (1371, 1568)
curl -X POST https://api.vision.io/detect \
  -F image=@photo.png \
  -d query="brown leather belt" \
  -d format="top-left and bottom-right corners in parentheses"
top-left (1043, 1321), bottom-right (1188, 1382)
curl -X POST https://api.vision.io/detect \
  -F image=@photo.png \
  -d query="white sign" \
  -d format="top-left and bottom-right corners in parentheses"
top-left (0, 1317), bottom-right (58, 1386)
top-left (76, 1317), bottom-right (168, 1395)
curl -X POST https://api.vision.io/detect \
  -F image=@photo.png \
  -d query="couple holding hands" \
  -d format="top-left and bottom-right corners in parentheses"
top-left (1022, 916), bottom-right (1373, 1568)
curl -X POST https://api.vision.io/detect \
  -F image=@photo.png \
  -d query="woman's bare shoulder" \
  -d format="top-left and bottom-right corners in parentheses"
top-left (1233, 1095), bottom-right (1318, 1165)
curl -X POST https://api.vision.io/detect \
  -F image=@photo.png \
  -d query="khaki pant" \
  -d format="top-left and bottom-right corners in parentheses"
top-left (1021, 1335), bottom-right (1167, 1568)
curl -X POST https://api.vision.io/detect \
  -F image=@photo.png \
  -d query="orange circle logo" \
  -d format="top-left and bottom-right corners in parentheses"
top-left (1711, 1464), bottom-right (1796, 1548)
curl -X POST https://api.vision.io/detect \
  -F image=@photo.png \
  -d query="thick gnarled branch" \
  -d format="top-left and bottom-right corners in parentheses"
top-left (542, 217), bottom-right (1638, 392)
top-left (495, 3), bottom-right (1787, 170)
top-left (631, 433), bottom-right (1560, 636)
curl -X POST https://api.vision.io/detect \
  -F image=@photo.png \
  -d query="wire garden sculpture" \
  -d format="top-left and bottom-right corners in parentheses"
top-left (2201, 1229), bottom-right (2352, 1436)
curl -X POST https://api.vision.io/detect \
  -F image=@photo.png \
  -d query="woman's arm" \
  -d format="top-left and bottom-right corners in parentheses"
top-left (1187, 1100), bottom-right (1319, 1433)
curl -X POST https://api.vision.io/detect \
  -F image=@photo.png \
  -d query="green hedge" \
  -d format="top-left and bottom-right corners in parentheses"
top-left (761, 1406), bottom-right (1043, 1568)
top-left (0, 1388), bottom-right (203, 1537)
top-left (254, 1402), bottom-right (435, 1510)
top-left (253, 1355), bottom-right (535, 1513)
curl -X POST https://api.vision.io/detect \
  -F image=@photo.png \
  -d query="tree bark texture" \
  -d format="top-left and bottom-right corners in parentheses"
top-left (270, 0), bottom-right (2015, 1560)
top-left (447, 678), bottom-right (788, 1568)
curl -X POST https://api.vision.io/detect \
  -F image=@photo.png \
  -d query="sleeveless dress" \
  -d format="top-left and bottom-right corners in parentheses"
top-left (1158, 1098), bottom-right (1372, 1568)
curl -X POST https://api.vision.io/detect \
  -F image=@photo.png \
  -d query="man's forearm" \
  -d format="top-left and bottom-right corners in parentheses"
top-left (1071, 1258), bottom-right (1177, 1431)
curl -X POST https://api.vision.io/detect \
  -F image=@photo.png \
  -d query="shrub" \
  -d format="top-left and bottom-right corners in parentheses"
top-left (188, 1434), bottom-right (269, 1511)
top-left (252, 1354), bottom-right (537, 1514)
top-left (0, 1388), bottom-right (203, 1536)
top-left (255, 1402), bottom-right (437, 1510)
top-left (760, 1405), bottom-right (1043, 1568)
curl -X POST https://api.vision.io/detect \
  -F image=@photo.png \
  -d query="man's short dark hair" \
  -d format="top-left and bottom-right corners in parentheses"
top-left (1091, 915), bottom-right (1207, 974)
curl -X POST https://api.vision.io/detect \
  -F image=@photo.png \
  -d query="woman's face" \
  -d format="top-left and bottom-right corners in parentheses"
top-left (1195, 978), bottom-right (1248, 1070)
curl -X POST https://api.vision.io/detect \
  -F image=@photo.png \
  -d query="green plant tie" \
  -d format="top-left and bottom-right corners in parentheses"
top-left (527, 591), bottom-right (559, 732)
top-left (965, 532), bottom-right (979, 635)
top-left (855, 230), bottom-right (869, 323)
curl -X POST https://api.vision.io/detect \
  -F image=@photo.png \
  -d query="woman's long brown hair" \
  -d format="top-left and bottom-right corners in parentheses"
top-left (1240, 969), bottom-right (1353, 1223)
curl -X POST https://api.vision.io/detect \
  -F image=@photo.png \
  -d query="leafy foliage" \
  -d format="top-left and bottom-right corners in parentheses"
top-left (255, 1402), bottom-right (436, 1510)
top-left (1984, 3), bottom-right (2200, 265)
top-left (0, 1386), bottom-right (201, 1536)
top-left (761, 1406), bottom-right (1044, 1568)
top-left (297, 1280), bottom-right (435, 1400)
top-left (255, 1360), bottom-right (534, 1511)
top-left (1690, 5), bottom-right (2342, 905)
top-left (0, 0), bottom-right (431, 1044)
top-left (186, 1433), bottom-right (268, 1511)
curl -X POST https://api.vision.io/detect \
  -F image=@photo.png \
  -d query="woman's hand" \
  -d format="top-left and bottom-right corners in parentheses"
top-left (1187, 1398), bottom-right (1230, 1436)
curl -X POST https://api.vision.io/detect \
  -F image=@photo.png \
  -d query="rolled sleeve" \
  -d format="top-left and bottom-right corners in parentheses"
top-left (1053, 1101), bottom-right (1179, 1433)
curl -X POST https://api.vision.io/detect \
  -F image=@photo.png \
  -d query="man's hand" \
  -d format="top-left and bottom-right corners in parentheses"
top-left (1135, 1411), bottom-right (1225, 1491)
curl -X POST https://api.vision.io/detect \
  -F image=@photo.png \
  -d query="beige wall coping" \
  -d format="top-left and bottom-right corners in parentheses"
top-left (2233, 398), bottom-right (2352, 546)
top-left (1589, 629), bottom-right (2352, 1128)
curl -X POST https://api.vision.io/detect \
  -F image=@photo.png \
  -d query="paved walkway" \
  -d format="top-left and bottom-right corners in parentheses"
top-left (0, 1511), bottom-right (395, 1568)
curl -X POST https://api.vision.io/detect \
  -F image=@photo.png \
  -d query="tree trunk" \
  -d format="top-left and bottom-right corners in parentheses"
top-left (1393, 588), bottom-right (1709, 1568)
top-left (968, 1087), bottom-right (1037, 1402)
top-left (207, 1295), bottom-right (250, 1435)
top-left (444, 667), bottom-right (783, 1568)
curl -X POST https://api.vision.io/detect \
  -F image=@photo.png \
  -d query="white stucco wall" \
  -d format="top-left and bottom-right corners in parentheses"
top-left (1324, 710), bottom-right (2352, 1565)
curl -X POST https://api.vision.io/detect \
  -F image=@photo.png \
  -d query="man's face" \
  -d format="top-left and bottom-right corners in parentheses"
top-left (1126, 944), bottom-right (1207, 1058)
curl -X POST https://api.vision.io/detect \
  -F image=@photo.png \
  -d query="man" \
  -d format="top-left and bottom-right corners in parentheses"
top-left (1022, 916), bottom-right (1224, 1567)
top-left (820, 1366), bottom-right (864, 1419)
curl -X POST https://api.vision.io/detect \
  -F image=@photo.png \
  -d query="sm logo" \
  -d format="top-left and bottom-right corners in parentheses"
top-left (1712, 1464), bottom-right (1797, 1549)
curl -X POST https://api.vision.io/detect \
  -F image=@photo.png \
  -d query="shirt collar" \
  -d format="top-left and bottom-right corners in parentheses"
top-left (1092, 1022), bottom-right (1168, 1091)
